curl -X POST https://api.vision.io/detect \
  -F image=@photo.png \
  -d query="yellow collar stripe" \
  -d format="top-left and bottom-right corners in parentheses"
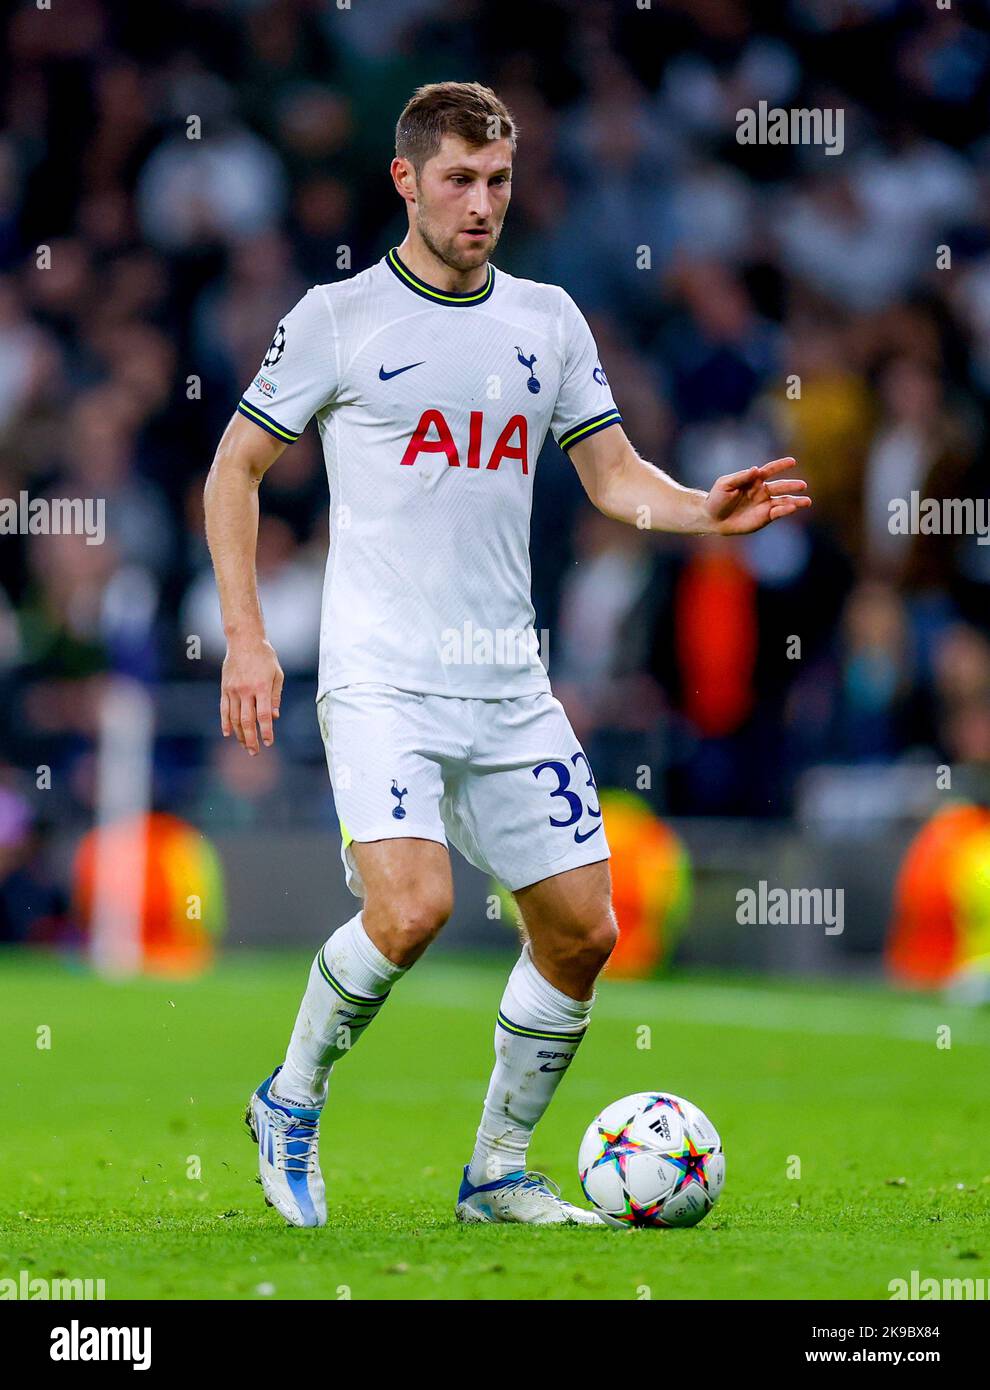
top-left (386, 248), bottom-right (494, 306)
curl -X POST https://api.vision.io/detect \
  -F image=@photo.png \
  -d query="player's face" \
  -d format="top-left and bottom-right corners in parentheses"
top-left (413, 135), bottom-right (512, 272)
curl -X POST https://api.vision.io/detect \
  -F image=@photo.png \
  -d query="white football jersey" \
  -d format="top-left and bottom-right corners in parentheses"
top-left (238, 248), bottom-right (622, 699)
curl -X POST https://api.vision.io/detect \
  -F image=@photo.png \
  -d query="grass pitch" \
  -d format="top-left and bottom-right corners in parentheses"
top-left (2, 949), bottom-right (988, 1300)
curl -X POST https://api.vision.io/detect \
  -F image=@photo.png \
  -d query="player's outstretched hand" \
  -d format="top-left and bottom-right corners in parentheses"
top-left (703, 457), bottom-right (811, 536)
top-left (220, 637), bottom-right (284, 755)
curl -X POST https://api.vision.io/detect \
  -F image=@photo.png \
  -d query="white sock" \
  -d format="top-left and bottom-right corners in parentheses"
top-left (468, 943), bottom-right (593, 1184)
top-left (274, 911), bottom-right (406, 1108)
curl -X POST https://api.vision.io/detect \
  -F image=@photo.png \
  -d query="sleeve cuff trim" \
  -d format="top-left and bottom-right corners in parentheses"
top-left (558, 410), bottom-right (623, 452)
top-left (237, 399), bottom-right (302, 443)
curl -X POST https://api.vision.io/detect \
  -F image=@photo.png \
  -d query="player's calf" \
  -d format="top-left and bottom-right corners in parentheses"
top-left (462, 865), bottom-right (617, 1217)
top-left (248, 856), bottom-right (451, 1227)
top-left (273, 909), bottom-right (407, 1110)
top-left (248, 908), bottom-right (409, 1227)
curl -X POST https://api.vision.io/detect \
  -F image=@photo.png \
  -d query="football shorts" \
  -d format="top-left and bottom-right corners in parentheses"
top-left (317, 683), bottom-right (610, 896)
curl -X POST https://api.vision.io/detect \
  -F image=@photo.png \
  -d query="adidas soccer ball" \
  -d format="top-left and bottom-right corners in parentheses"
top-left (579, 1091), bottom-right (724, 1228)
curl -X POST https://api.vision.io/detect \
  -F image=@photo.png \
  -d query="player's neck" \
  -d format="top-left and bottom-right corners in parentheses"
top-left (395, 236), bottom-right (489, 296)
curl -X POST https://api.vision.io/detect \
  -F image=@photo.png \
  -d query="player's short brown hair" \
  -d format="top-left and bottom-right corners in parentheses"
top-left (395, 81), bottom-right (517, 173)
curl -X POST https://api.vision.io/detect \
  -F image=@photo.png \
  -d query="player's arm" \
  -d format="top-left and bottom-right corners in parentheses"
top-left (206, 287), bottom-right (337, 753)
top-left (204, 412), bottom-right (287, 755)
top-left (568, 424), bottom-right (810, 536)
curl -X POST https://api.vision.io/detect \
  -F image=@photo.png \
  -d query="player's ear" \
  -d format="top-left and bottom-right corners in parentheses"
top-left (391, 156), bottom-right (417, 204)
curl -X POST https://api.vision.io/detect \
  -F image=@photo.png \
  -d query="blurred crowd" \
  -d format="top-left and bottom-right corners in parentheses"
top-left (1, 0), bottom-right (989, 915)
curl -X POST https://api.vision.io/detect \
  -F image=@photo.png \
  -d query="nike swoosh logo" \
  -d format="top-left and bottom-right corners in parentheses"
top-left (379, 361), bottom-right (424, 380)
top-left (574, 823), bottom-right (603, 844)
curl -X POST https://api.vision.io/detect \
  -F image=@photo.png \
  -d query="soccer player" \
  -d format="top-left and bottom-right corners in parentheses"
top-left (204, 82), bottom-right (810, 1227)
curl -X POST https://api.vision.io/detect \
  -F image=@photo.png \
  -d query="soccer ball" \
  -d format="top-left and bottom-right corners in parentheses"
top-left (579, 1091), bottom-right (724, 1228)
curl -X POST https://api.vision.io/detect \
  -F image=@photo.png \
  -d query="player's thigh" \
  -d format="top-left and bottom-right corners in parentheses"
top-left (319, 685), bottom-right (460, 956)
top-left (514, 858), bottom-right (614, 948)
top-left (514, 858), bottom-right (617, 994)
top-left (351, 836), bottom-right (454, 930)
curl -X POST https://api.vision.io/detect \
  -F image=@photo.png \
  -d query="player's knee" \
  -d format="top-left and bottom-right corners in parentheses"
top-left (547, 909), bottom-right (617, 980)
top-left (366, 890), bottom-right (452, 966)
top-left (580, 910), bottom-right (619, 972)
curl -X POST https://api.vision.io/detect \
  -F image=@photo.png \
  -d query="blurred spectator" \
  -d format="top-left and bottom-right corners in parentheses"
top-left (862, 355), bottom-right (976, 589)
top-left (0, 784), bottom-right (71, 943)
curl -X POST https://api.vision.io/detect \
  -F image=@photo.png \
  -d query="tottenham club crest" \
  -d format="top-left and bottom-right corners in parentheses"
top-left (515, 346), bottom-right (540, 394)
top-left (390, 779), bottom-right (408, 820)
top-left (263, 323), bottom-right (286, 368)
